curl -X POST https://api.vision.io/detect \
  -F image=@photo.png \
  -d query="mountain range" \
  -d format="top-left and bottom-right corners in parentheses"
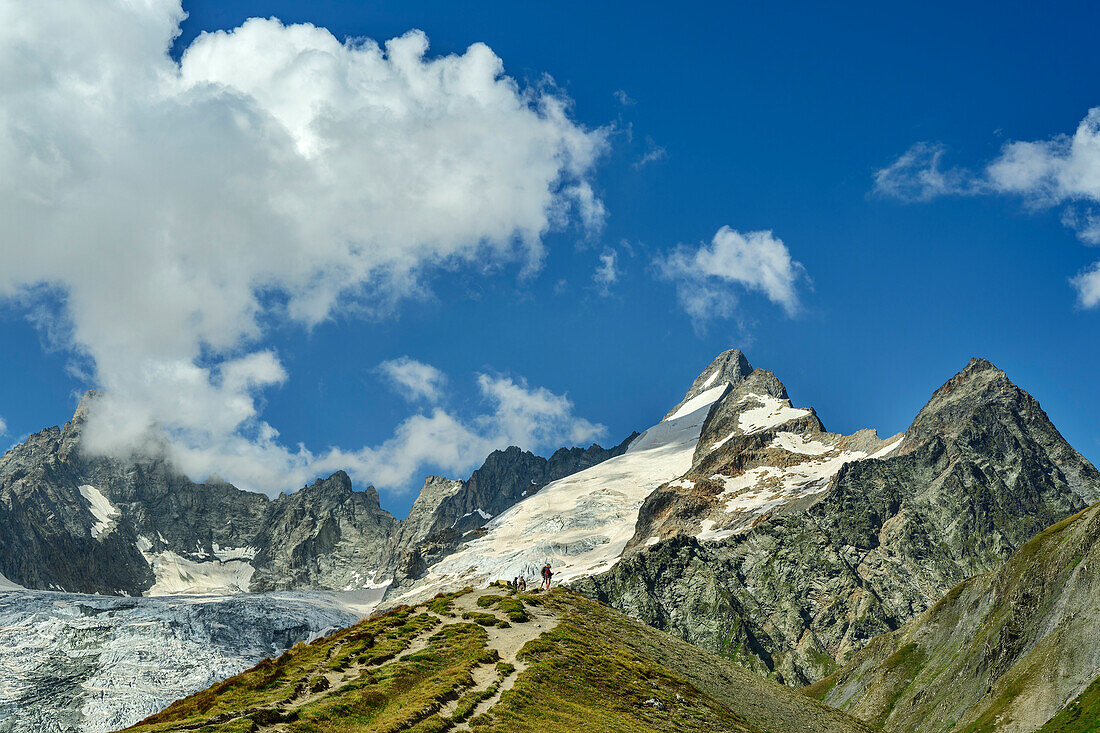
top-left (2, 348), bottom-right (1100, 732)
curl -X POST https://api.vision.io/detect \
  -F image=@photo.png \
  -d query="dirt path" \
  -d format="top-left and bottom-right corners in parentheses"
top-left (441, 591), bottom-right (555, 732)
top-left (239, 589), bottom-right (557, 733)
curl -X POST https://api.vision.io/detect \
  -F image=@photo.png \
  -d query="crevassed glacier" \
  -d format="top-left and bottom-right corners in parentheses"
top-left (0, 589), bottom-right (380, 733)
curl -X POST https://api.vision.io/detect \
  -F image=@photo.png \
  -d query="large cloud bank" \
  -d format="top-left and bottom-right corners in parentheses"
top-left (0, 0), bottom-right (607, 494)
top-left (874, 107), bottom-right (1100, 306)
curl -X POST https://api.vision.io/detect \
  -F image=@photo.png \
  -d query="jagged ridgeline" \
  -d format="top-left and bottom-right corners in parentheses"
top-left (574, 355), bottom-right (1100, 686)
top-left (0, 391), bottom-right (634, 596)
top-left (122, 587), bottom-right (873, 733)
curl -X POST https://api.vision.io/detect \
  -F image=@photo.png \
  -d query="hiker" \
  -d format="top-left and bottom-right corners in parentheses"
top-left (512, 576), bottom-right (519, 589)
top-left (518, 577), bottom-right (527, 592)
top-left (541, 563), bottom-right (553, 590)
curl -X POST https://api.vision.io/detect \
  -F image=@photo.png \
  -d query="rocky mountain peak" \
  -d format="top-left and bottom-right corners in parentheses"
top-left (663, 348), bottom-right (755, 421)
top-left (72, 389), bottom-right (100, 421)
top-left (902, 357), bottom-right (1025, 447)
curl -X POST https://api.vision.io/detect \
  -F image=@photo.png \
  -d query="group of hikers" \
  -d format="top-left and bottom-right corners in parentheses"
top-left (511, 562), bottom-right (554, 591)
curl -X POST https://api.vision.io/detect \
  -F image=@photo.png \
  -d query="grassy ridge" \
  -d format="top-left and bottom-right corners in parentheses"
top-left (122, 587), bottom-right (872, 733)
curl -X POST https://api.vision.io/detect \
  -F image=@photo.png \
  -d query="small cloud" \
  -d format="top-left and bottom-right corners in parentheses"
top-left (632, 136), bottom-right (667, 170)
top-left (377, 357), bottom-right (447, 403)
top-left (1072, 262), bottom-right (1100, 308)
top-left (872, 142), bottom-right (980, 202)
top-left (553, 279), bottom-right (568, 295)
top-left (655, 226), bottom-right (804, 333)
top-left (614, 89), bottom-right (636, 106)
top-left (0, 416), bottom-right (7, 436)
top-left (593, 248), bottom-right (618, 296)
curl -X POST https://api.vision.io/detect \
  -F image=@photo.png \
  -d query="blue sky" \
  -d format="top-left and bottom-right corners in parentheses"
top-left (2, 0), bottom-right (1099, 518)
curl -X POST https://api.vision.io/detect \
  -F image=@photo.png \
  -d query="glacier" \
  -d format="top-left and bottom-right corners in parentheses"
top-left (0, 588), bottom-right (383, 733)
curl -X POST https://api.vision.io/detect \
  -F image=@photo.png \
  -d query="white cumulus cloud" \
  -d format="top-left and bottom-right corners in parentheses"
top-left (0, 0), bottom-right (607, 494)
top-left (655, 227), bottom-right (804, 329)
top-left (304, 370), bottom-right (605, 492)
top-left (874, 107), bottom-right (1100, 306)
top-left (378, 357), bottom-right (448, 403)
top-left (0, 416), bottom-right (6, 436)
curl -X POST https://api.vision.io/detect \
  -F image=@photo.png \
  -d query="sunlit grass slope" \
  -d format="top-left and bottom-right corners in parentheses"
top-left (122, 586), bottom-right (873, 733)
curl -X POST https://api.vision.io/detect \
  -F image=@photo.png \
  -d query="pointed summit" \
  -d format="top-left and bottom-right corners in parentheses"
top-left (663, 349), bottom-right (753, 421)
top-left (903, 357), bottom-right (1018, 444)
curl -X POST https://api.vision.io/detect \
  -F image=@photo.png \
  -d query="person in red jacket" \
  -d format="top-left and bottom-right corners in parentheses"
top-left (541, 563), bottom-right (553, 590)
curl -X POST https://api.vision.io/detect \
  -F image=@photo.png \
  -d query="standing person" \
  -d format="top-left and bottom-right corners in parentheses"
top-left (519, 577), bottom-right (527, 592)
top-left (541, 563), bottom-right (553, 590)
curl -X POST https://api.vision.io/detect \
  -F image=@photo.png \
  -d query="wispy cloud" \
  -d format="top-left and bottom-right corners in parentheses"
top-left (874, 107), bottom-right (1100, 305)
top-left (593, 248), bottom-right (619, 296)
top-left (378, 357), bottom-right (447, 403)
top-left (655, 227), bottom-right (804, 332)
top-left (872, 142), bottom-right (981, 201)
top-left (322, 369), bottom-right (605, 492)
top-left (614, 89), bottom-right (636, 106)
top-left (633, 136), bottom-right (667, 170)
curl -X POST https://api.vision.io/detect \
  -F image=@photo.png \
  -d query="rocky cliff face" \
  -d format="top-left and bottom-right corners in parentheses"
top-left (575, 356), bottom-right (1100, 686)
top-left (0, 393), bottom-right (267, 596)
top-left (807, 500), bottom-right (1100, 732)
top-left (249, 472), bottom-right (397, 592)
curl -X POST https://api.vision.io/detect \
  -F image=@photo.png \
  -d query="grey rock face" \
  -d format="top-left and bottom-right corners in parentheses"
top-left (249, 472), bottom-right (397, 592)
top-left (0, 589), bottom-right (361, 733)
top-left (0, 394), bottom-right (266, 596)
top-left (813, 500), bottom-right (1100, 732)
top-left (576, 357), bottom-right (1100, 686)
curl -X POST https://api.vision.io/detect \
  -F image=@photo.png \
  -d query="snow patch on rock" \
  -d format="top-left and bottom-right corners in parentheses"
top-left (664, 383), bottom-right (728, 422)
top-left (867, 435), bottom-right (904, 460)
top-left (696, 519), bottom-right (736, 543)
top-left (768, 432), bottom-right (833, 455)
top-left (78, 485), bottom-right (120, 540)
top-left (0, 571), bottom-right (24, 591)
top-left (141, 550), bottom-right (255, 596)
top-left (735, 394), bottom-right (811, 434)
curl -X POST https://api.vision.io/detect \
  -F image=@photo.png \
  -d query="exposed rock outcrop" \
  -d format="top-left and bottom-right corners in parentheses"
top-left (249, 472), bottom-right (397, 592)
